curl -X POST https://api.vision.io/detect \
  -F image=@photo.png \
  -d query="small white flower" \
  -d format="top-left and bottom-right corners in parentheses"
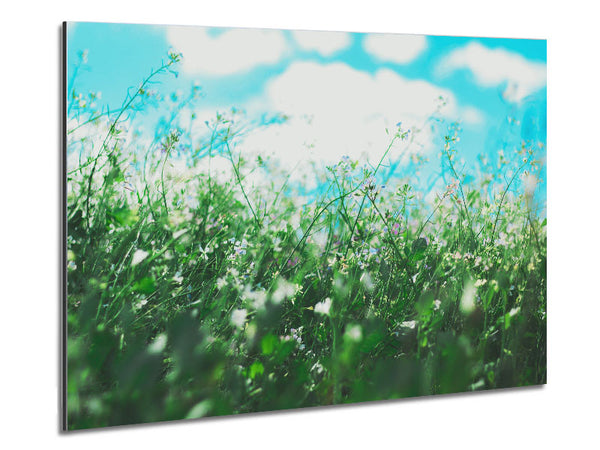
top-left (496, 232), bottom-right (509, 246)
top-left (290, 212), bottom-right (302, 230)
top-left (400, 320), bottom-right (416, 330)
top-left (230, 309), bottom-right (247, 329)
top-left (345, 324), bottom-right (362, 342)
top-left (135, 299), bottom-right (148, 309)
top-left (311, 362), bottom-right (324, 374)
top-left (522, 173), bottom-right (538, 196)
top-left (314, 298), bottom-right (332, 316)
top-left (272, 278), bottom-right (297, 304)
top-left (148, 334), bottom-right (167, 354)
top-left (252, 292), bottom-right (267, 309)
top-left (242, 287), bottom-right (267, 310)
top-left (132, 249), bottom-right (149, 266)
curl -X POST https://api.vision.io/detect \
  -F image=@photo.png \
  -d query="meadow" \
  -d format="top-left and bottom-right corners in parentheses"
top-left (65, 52), bottom-right (546, 429)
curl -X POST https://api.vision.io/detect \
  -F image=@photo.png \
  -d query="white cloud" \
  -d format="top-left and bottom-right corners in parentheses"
top-left (363, 34), bottom-right (427, 64)
top-left (166, 26), bottom-right (287, 75)
top-left (291, 30), bottom-right (351, 56)
top-left (267, 61), bottom-right (453, 120)
top-left (169, 62), bottom-right (483, 196)
top-left (241, 61), bottom-right (458, 173)
top-left (438, 42), bottom-right (546, 103)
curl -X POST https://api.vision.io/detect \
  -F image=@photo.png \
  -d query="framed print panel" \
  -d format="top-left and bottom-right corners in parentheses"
top-left (63, 21), bottom-right (546, 430)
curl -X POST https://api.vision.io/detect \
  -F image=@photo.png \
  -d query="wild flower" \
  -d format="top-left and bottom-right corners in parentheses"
top-left (135, 299), bottom-right (148, 309)
top-left (148, 334), bottom-right (167, 354)
top-left (496, 232), bottom-right (509, 247)
top-left (345, 324), bottom-right (363, 342)
top-left (272, 278), bottom-right (299, 304)
top-left (287, 256), bottom-right (300, 268)
top-left (172, 272), bottom-right (183, 284)
top-left (290, 212), bottom-right (302, 231)
top-left (216, 278), bottom-right (227, 290)
top-left (288, 327), bottom-right (305, 350)
top-left (132, 249), bottom-right (149, 266)
top-left (362, 175), bottom-right (377, 192)
top-left (400, 320), bottom-right (416, 330)
top-left (234, 238), bottom-right (248, 255)
top-left (314, 298), bottom-right (332, 316)
top-left (311, 362), bottom-right (324, 375)
top-left (230, 309), bottom-right (247, 329)
top-left (522, 173), bottom-right (539, 196)
top-left (242, 286), bottom-right (267, 310)
top-left (198, 244), bottom-right (212, 260)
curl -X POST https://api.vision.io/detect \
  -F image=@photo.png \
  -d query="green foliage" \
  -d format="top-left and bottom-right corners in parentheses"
top-left (65, 54), bottom-right (546, 430)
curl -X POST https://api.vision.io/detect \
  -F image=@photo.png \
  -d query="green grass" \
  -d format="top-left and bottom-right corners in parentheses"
top-left (65, 54), bottom-right (546, 430)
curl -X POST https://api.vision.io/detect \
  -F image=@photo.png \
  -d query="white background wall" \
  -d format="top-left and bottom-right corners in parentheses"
top-left (1, 0), bottom-right (597, 447)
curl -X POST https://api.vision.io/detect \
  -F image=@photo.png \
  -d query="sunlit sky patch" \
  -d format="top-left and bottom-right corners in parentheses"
top-left (66, 21), bottom-right (546, 201)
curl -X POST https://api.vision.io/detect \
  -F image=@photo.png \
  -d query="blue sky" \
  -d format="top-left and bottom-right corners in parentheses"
top-left (66, 22), bottom-right (546, 200)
